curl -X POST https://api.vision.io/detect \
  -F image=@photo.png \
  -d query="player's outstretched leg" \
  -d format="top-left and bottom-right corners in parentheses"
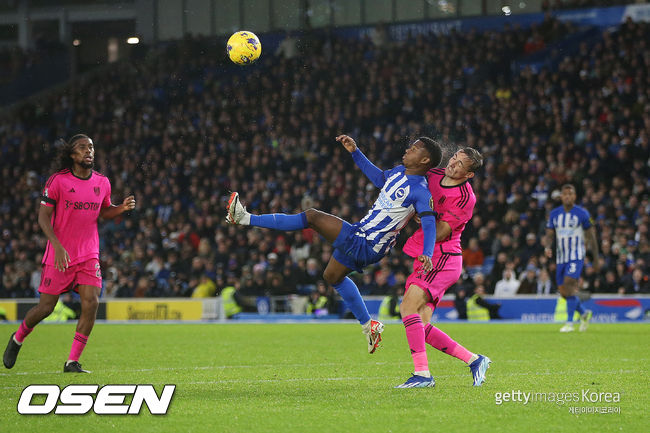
top-left (226, 192), bottom-right (308, 230)
top-left (423, 323), bottom-right (491, 386)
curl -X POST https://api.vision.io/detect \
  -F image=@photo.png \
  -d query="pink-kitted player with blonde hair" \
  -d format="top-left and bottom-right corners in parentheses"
top-left (395, 147), bottom-right (491, 389)
top-left (3, 134), bottom-right (136, 373)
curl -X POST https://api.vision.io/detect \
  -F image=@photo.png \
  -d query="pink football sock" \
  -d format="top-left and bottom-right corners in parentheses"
top-left (424, 323), bottom-right (473, 363)
top-left (403, 314), bottom-right (429, 373)
top-left (68, 332), bottom-right (88, 362)
top-left (14, 321), bottom-right (34, 343)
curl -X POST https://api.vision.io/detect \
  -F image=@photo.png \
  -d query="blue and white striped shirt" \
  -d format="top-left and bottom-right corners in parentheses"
top-left (354, 164), bottom-right (433, 256)
top-left (547, 205), bottom-right (592, 264)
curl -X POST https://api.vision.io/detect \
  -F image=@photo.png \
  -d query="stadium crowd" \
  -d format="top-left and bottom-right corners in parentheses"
top-left (0, 15), bottom-right (648, 303)
top-left (542, 0), bottom-right (641, 10)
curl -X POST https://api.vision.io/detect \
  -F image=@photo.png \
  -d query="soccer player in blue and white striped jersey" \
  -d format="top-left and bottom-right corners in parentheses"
top-left (545, 184), bottom-right (600, 332)
top-left (226, 135), bottom-right (442, 353)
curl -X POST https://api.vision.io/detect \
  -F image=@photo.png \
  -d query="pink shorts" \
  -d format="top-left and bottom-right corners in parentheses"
top-left (405, 253), bottom-right (463, 312)
top-left (38, 258), bottom-right (102, 295)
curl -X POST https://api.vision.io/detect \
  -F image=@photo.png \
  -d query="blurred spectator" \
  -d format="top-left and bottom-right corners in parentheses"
top-left (621, 268), bottom-right (650, 295)
top-left (191, 273), bottom-right (217, 298)
top-left (463, 237), bottom-right (485, 268)
top-left (494, 269), bottom-right (521, 297)
top-left (536, 268), bottom-right (554, 295)
top-left (467, 285), bottom-right (502, 320)
top-left (518, 264), bottom-right (538, 294)
top-left (307, 281), bottom-right (334, 316)
top-left (378, 286), bottom-right (403, 321)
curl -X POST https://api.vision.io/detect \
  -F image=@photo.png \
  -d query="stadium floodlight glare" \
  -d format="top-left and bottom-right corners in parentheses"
top-left (127, 37), bottom-right (140, 45)
top-left (502, 6), bottom-right (512, 16)
top-left (72, 39), bottom-right (81, 46)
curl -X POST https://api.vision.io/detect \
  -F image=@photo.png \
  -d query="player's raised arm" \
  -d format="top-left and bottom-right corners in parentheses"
top-left (100, 195), bottom-right (136, 220)
top-left (336, 134), bottom-right (385, 188)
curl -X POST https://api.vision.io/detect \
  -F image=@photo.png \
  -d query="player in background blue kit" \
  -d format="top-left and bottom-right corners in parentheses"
top-left (545, 184), bottom-right (600, 332)
top-left (227, 135), bottom-right (442, 353)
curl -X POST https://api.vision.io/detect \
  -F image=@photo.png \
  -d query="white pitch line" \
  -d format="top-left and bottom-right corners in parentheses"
top-left (1, 356), bottom-right (645, 378)
top-left (0, 369), bottom-right (638, 390)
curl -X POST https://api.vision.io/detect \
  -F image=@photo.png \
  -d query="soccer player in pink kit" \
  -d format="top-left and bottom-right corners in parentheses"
top-left (3, 134), bottom-right (136, 373)
top-left (395, 147), bottom-right (491, 388)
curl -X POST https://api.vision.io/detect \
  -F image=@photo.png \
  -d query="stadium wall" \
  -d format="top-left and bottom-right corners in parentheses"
top-left (0, 296), bottom-right (649, 323)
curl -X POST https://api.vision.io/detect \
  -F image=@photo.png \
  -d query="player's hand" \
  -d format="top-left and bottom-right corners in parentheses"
top-left (122, 195), bottom-right (136, 211)
top-left (335, 135), bottom-right (358, 153)
top-left (592, 257), bottom-right (601, 273)
top-left (418, 255), bottom-right (433, 272)
top-left (53, 244), bottom-right (71, 272)
top-left (413, 215), bottom-right (421, 224)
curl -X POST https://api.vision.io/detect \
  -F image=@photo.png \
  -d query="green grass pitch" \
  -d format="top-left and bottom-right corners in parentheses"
top-left (0, 322), bottom-right (647, 432)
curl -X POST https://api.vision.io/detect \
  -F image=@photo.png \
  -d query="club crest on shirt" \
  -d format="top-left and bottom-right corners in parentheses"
top-left (94, 187), bottom-right (100, 196)
top-left (438, 196), bottom-right (446, 206)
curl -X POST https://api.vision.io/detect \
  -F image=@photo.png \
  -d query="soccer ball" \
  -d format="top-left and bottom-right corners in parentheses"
top-left (227, 31), bottom-right (261, 65)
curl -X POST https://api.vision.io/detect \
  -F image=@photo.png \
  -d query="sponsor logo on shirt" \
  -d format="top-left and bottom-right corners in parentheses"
top-left (64, 200), bottom-right (101, 211)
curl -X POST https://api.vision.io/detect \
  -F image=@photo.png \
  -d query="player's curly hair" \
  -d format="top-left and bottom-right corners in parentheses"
top-left (418, 137), bottom-right (443, 168)
top-left (53, 134), bottom-right (90, 172)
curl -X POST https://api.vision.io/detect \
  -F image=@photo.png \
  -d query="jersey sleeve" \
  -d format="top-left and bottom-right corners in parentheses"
top-left (40, 174), bottom-right (60, 207)
top-left (546, 215), bottom-right (555, 229)
top-left (412, 185), bottom-right (436, 257)
top-left (581, 208), bottom-right (593, 229)
top-left (350, 149), bottom-right (385, 188)
top-left (102, 178), bottom-right (113, 208)
top-left (412, 185), bottom-right (436, 217)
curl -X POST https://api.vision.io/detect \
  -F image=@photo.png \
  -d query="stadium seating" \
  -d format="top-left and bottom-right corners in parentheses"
top-left (0, 15), bottom-right (648, 305)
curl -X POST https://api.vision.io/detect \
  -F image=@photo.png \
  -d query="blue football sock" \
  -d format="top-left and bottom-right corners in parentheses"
top-left (333, 277), bottom-right (371, 325)
top-left (574, 298), bottom-right (585, 315)
top-left (565, 296), bottom-right (579, 323)
top-left (249, 213), bottom-right (308, 231)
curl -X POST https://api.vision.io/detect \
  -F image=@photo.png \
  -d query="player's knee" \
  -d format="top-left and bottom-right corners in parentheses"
top-left (400, 298), bottom-right (418, 317)
top-left (322, 269), bottom-right (343, 286)
top-left (303, 208), bottom-right (318, 224)
top-left (82, 296), bottom-right (99, 311)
